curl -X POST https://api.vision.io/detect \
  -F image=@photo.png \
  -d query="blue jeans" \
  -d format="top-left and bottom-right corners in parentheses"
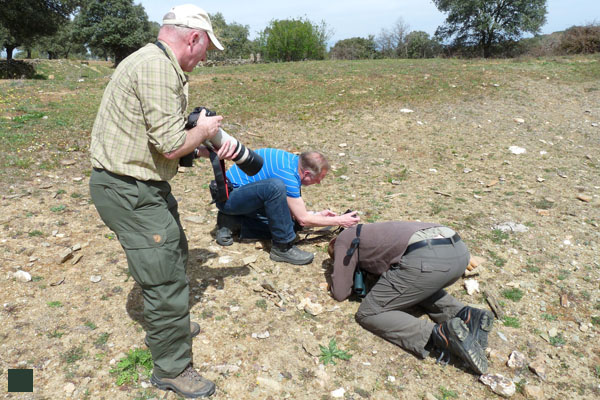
top-left (216, 178), bottom-right (295, 244)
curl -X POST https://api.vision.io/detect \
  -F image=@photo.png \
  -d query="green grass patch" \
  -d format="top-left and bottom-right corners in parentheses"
top-left (437, 386), bottom-right (459, 399)
top-left (84, 321), bottom-right (97, 330)
top-left (94, 333), bottom-right (111, 347)
top-left (50, 205), bottom-right (66, 213)
top-left (502, 288), bottom-right (524, 302)
top-left (490, 229), bottom-right (509, 243)
top-left (591, 316), bottom-right (600, 326)
top-left (255, 299), bottom-right (267, 310)
top-left (502, 316), bottom-right (521, 328)
top-left (47, 330), bottom-right (64, 338)
top-left (541, 313), bottom-right (557, 321)
top-left (550, 333), bottom-right (566, 347)
top-left (47, 301), bottom-right (63, 308)
top-left (110, 348), bottom-right (153, 386)
top-left (62, 345), bottom-right (85, 364)
top-left (28, 230), bottom-right (43, 237)
top-left (319, 338), bottom-right (352, 365)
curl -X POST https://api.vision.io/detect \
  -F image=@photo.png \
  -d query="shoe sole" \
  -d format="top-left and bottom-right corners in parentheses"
top-left (151, 375), bottom-right (215, 398)
top-left (269, 253), bottom-right (314, 265)
top-left (477, 310), bottom-right (494, 349)
top-left (447, 318), bottom-right (488, 375)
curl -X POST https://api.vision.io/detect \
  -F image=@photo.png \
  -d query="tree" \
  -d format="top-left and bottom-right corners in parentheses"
top-left (376, 17), bottom-right (410, 58)
top-left (209, 12), bottom-right (252, 60)
top-left (35, 20), bottom-right (88, 59)
top-left (405, 31), bottom-right (442, 58)
top-left (74, 0), bottom-right (155, 65)
top-left (433, 0), bottom-right (547, 58)
top-left (0, 0), bottom-right (79, 60)
top-left (259, 18), bottom-right (331, 62)
top-left (330, 36), bottom-right (378, 60)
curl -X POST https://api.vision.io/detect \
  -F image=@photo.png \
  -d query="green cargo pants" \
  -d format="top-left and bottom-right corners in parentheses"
top-left (89, 168), bottom-right (191, 379)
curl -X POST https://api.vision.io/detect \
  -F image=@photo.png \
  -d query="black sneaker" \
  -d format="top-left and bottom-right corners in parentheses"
top-left (270, 242), bottom-right (314, 265)
top-left (151, 364), bottom-right (215, 398)
top-left (430, 317), bottom-right (488, 375)
top-left (216, 212), bottom-right (241, 246)
top-left (455, 306), bottom-right (494, 349)
top-left (145, 321), bottom-right (201, 347)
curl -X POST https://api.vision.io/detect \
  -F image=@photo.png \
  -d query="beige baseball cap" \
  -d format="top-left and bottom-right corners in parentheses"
top-left (162, 4), bottom-right (224, 51)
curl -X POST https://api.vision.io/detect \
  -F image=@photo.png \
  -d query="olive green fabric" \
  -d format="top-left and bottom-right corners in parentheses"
top-left (89, 168), bottom-right (191, 378)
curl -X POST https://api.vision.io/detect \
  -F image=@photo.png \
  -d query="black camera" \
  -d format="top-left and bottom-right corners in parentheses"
top-left (180, 107), bottom-right (263, 176)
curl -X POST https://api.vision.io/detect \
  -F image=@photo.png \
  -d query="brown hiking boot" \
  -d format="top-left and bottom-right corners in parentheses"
top-left (151, 364), bottom-right (215, 398)
top-left (145, 321), bottom-right (201, 347)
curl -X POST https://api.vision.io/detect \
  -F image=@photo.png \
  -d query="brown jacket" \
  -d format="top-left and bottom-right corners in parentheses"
top-left (330, 221), bottom-right (439, 301)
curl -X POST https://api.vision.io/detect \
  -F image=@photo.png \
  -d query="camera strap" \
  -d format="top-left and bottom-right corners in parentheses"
top-left (209, 149), bottom-right (231, 202)
top-left (346, 224), bottom-right (366, 297)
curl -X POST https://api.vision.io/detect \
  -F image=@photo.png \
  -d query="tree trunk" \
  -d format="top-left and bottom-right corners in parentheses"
top-left (6, 45), bottom-right (15, 61)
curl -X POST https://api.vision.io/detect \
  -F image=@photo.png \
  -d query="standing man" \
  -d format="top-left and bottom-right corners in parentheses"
top-left (89, 5), bottom-right (231, 398)
top-left (215, 148), bottom-right (360, 264)
top-left (328, 221), bottom-right (493, 375)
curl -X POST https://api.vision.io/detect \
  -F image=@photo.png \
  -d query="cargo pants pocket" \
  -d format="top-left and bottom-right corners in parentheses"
top-left (117, 229), bottom-right (176, 287)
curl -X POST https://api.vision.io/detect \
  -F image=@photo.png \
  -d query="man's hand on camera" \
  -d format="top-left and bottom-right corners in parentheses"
top-left (194, 108), bottom-right (222, 141)
top-left (216, 139), bottom-right (241, 161)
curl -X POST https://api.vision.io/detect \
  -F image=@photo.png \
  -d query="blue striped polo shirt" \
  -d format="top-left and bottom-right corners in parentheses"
top-left (226, 148), bottom-right (302, 198)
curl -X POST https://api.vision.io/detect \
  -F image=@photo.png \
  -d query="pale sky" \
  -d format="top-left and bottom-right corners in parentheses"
top-left (140, 0), bottom-right (600, 46)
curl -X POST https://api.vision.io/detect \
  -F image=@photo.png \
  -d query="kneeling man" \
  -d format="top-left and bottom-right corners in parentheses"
top-left (328, 221), bottom-right (493, 374)
top-left (216, 148), bottom-right (359, 265)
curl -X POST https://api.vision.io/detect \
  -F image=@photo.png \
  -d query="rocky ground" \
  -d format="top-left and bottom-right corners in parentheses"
top-left (1, 57), bottom-right (600, 399)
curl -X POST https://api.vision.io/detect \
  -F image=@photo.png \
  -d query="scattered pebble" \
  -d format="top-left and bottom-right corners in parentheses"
top-left (331, 387), bottom-right (346, 398)
top-left (14, 270), bottom-right (32, 282)
top-left (514, 118), bottom-right (525, 124)
top-left (251, 331), bottom-right (270, 339)
top-left (63, 382), bottom-right (75, 395)
top-left (507, 351), bottom-right (526, 369)
top-left (218, 256), bottom-right (234, 264)
top-left (400, 108), bottom-right (414, 113)
top-left (480, 374), bottom-right (516, 397)
top-left (577, 194), bottom-right (592, 202)
top-left (90, 275), bottom-right (102, 283)
top-left (464, 279), bottom-right (480, 295)
top-left (509, 146), bottom-right (526, 154)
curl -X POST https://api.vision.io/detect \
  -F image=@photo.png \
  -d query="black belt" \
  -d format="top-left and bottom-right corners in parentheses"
top-left (404, 233), bottom-right (461, 255)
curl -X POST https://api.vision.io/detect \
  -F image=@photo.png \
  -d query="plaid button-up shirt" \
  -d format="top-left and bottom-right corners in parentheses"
top-left (90, 41), bottom-right (188, 181)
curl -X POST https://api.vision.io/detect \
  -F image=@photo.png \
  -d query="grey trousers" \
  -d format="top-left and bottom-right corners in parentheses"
top-left (355, 239), bottom-right (469, 358)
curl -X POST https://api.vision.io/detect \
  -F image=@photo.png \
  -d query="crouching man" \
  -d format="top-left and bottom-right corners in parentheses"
top-left (328, 221), bottom-right (493, 374)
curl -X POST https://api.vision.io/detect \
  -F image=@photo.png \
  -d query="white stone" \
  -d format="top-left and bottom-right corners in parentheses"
top-left (387, 375), bottom-right (396, 382)
top-left (480, 374), bottom-right (516, 397)
top-left (507, 351), bottom-right (526, 369)
top-left (14, 270), bottom-right (32, 282)
top-left (256, 376), bottom-right (281, 391)
top-left (464, 279), bottom-right (480, 295)
top-left (400, 108), bottom-right (414, 113)
top-left (509, 146), bottom-right (526, 154)
top-left (90, 275), bottom-right (102, 283)
top-left (514, 118), bottom-right (525, 124)
top-left (64, 382), bottom-right (75, 395)
top-left (218, 256), bottom-right (234, 264)
top-left (331, 387), bottom-right (346, 398)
